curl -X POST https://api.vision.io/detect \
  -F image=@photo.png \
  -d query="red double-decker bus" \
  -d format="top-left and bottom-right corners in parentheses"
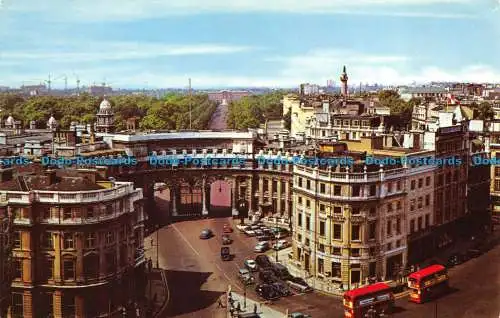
top-left (407, 264), bottom-right (449, 303)
top-left (343, 283), bottom-right (394, 318)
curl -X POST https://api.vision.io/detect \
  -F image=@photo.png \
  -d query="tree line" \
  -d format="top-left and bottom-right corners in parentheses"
top-left (0, 92), bottom-right (217, 131)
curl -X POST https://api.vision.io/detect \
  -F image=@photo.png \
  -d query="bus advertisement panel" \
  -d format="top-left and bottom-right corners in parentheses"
top-left (408, 264), bottom-right (449, 303)
top-left (343, 283), bottom-right (394, 318)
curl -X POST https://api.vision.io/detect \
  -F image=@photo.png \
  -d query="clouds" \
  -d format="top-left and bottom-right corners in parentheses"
top-left (3, 0), bottom-right (478, 21)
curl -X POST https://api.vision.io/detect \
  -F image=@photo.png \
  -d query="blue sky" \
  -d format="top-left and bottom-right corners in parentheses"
top-left (0, 0), bottom-right (499, 89)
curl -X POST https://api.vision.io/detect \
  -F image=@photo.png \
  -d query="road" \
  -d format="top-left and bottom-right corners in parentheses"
top-left (208, 101), bottom-right (228, 130)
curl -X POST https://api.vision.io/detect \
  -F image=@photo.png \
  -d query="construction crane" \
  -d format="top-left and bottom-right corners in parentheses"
top-left (72, 72), bottom-right (81, 96)
top-left (45, 74), bottom-right (67, 94)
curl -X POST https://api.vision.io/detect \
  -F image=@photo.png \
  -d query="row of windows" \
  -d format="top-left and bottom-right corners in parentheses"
top-left (296, 181), bottom-right (378, 197)
top-left (40, 200), bottom-right (128, 220)
top-left (409, 176), bottom-right (432, 190)
top-left (296, 220), bottom-right (362, 241)
top-left (11, 292), bottom-right (74, 317)
top-left (333, 119), bottom-right (371, 127)
top-left (409, 214), bottom-right (431, 233)
top-left (262, 179), bottom-right (290, 195)
top-left (13, 227), bottom-right (130, 250)
top-left (409, 194), bottom-right (431, 212)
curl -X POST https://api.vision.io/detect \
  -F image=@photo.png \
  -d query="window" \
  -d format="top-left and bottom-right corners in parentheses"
top-left (63, 207), bottom-right (72, 219)
top-left (62, 294), bottom-right (75, 317)
top-left (63, 233), bottom-right (74, 249)
top-left (11, 293), bottom-right (23, 317)
top-left (40, 292), bottom-right (53, 318)
top-left (306, 200), bottom-right (310, 208)
top-left (369, 262), bottom-right (376, 277)
top-left (297, 214), bottom-right (302, 227)
top-left (387, 182), bottom-right (393, 193)
top-left (333, 224), bottom-right (342, 239)
top-left (426, 176), bottom-right (431, 186)
top-left (305, 238), bottom-right (310, 246)
top-left (396, 240), bottom-right (401, 248)
top-left (306, 180), bottom-right (311, 190)
top-left (418, 178), bottom-right (423, 188)
top-left (305, 217), bottom-right (310, 231)
top-left (351, 225), bottom-right (360, 241)
top-left (318, 244), bottom-right (325, 253)
top-left (369, 185), bottom-right (376, 196)
top-left (298, 178), bottom-right (303, 188)
top-left (298, 196), bottom-right (302, 205)
top-left (387, 203), bottom-right (393, 213)
top-left (13, 231), bottom-right (21, 248)
top-left (332, 247), bottom-right (341, 256)
top-left (352, 185), bottom-right (360, 196)
top-left (63, 259), bottom-right (75, 280)
top-left (106, 205), bottom-right (113, 215)
top-left (425, 194), bottom-right (430, 206)
top-left (410, 219), bottom-right (415, 234)
top-left (351, 248), bottom-right (360, 257)
top-left (386, 220), bottom-right (392, 236)
top-left (320, 183), bottom-right (326, 193)
top-left (368, 222), bottom-right (376, 240)
top-left (44, 258), bottom-right (54, 281)
top-left (87, 207), bottom-right (94, 218)
top-left (418, 217), bottom-right (423, 231)
top-left (438, 174), bottom-right (444, 186)
top-left (319, 221), bottom-right (326, 236)
top-left (106, 252), bottom-right (116, 274)
top-left (411, 180), bottom-right (416, 190)
top-left (42, 232), bottom-right (53, 249)
top-left (13, 259), bottom-right (22, 279)
top-left (418, 197), bottom-right (423, 209)
top-left (396, 218), bottom-right (401, 235)
top-left (425, 214), bottom-right (430, 227)
top-left (397, 201), bottom-right (402, 210)
top-left (84, 254), bottom-right (100, 279)
top-left (105, 231), bottom-right (115, 245)
top-left (387, 243), bottom-right (392, 251)
top-left (369, 207), bottom-right (376, 215)
top-left (319, 204), bottom-right (325, 212)
top-left (85, 232), bottom-right (96, 248)
top-left (410, 199), bottom-right (415, 212)
top-left (334, 207), bottom-right (342, 214)
top-left (397, 181), bottom-right (402, 190)
top-left (318, 259), bottom-right (324, 273)
top-left (352, 207), bottom-right (360, 215)
top-left (332, 262), bottom-right (341, 278)
top-left (334, 185), bottom-right (341, 196)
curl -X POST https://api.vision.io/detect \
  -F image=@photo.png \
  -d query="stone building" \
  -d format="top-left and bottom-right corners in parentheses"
top-left (96, 98), bottom-right (115, 133)
top-left (0, 179), bottom-right (13, 317)
top-left (0, 168), bottom-right (146, 317)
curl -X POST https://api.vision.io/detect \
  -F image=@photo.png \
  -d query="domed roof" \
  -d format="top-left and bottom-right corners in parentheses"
top-left (48, 115), bottom-right (57, 125)
top-left (99, 98), bottom-right (111, 110)
top-left (5, 115), bottom-right (14, 125)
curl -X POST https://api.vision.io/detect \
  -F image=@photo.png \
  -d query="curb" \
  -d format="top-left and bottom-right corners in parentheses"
top-left (154, 269), bottom-right (170, 318)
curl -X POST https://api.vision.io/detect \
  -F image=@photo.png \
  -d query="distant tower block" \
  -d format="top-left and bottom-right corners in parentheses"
top-left (340, 65), bottom-right (349, 97)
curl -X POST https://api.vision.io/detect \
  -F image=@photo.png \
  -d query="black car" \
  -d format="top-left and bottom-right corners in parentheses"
top-left (255, 283), bottom-right (280, 301)
top-left (287, 277), bottom-right (313, 293)
top-left (256, 234), bottom-right (274, 242)
top-left (272, 282), bottom-right (292, 297)
top-left (447, 253), bottom-right (466, 267)
top-left (255, 255), bottom-right (272, 270)
top-left (271, 263), bottom-right (292, 280)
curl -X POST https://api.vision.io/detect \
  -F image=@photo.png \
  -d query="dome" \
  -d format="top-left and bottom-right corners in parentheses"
top-left (99, 98), bottom-right (112, 110)
top-left (5, 115), bottom-right (14, 125)
top-left (48, 115), bottom-right (57, 125)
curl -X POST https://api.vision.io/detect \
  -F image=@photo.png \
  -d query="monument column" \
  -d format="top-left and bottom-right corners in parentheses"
top-left (277, 179), bottom-right (283, 216)
top-left (258, 176), bottom-right (264, 213)
top-left (171, 187), bottom-right (178, 217)
top-left (201, 177), bottom-right (209, 216)
top-left (248, 176), bottom-right (254, 216)
top-left (232, 179), bottom-right (239, 216)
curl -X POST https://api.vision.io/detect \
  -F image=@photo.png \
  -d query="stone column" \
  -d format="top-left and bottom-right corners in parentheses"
top-left (201, 178), bottom-right (209, 215)
top-left (171, 187), bottom-right (178, 217)
top-left (258, 176), bottom-right (264, 213)
top-left (285, 181), bottom-right (291, 220)
top-left (232, 179), bottom-right (238, 216)
top-left (248, 176), bottom-right (254, 216)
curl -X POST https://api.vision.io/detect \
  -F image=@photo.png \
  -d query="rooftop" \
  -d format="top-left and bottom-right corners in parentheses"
top-left (106, 130), bottom-right (258, 142)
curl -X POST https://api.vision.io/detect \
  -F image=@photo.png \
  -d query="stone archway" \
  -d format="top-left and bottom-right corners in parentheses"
top-left (209, 179), bottom-right (232, 217)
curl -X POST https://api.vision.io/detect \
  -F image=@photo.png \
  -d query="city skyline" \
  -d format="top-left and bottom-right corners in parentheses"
top-left (0, 0), bottom-right (499, 89)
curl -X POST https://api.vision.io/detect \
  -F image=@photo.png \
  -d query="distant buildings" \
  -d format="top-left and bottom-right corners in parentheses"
top-left (207, 90), bottom-right (250, 104)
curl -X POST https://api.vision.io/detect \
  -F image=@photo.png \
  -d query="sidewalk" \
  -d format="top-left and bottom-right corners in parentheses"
top-left (144, 267), bottom-right (170, 317)
top-left (227, 292), bottom-right (286, 318)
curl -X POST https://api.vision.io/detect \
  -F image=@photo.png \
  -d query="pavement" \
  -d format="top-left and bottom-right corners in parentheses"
top-left (226, 292), bottom-right (287, 318)
top-left (144, 268), bottom-right (170, 317)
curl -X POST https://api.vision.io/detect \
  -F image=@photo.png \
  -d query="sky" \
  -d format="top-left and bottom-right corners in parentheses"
top-left (0, 0), bottom-right (499, 89)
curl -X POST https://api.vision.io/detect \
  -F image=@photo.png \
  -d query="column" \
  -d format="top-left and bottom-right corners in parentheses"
top-left (232, 179), bottom-right (238, 216)
top-left (248, 176), bottom-right (254, 217)
top-left (285, 181), bottom-right (291, 220)
top-left (201, 178), bottom-right (209, 215)
top-left (277, 180), bottom-right (282, 217)
top-left (171, 187), bottom-right (178, 217)
top-left (258, 176), bottom-right (264, 213)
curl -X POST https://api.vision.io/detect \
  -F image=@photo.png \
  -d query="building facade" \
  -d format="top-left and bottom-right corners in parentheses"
top-left (0, 169), bottom-right (146, 318)
top-left (0, 183), bottom-right (13, 317)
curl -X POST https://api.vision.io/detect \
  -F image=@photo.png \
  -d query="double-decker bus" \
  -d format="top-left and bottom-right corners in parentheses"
top-left (343, 283), bottom-right (394, 318)
top-left (407, 264), bottom-right (449, 303)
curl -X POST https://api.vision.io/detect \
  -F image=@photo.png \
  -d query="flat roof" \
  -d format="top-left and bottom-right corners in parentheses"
top-left (344, 282), bottom-right (392, 299)
top-left (107, 131), bottom-right (257, 142)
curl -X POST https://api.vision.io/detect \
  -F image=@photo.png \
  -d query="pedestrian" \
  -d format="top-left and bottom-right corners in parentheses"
top-left (253, 303), bottom-right (258, 313)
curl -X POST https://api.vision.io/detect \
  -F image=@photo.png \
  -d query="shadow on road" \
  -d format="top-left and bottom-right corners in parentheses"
top-left (164, 269), bottom-right (224, 317)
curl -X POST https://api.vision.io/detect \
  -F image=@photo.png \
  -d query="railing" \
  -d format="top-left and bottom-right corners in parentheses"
top-left (0, 183), bottom-right (140, 204)
top-left (294, 165), bottom-right (407, 182)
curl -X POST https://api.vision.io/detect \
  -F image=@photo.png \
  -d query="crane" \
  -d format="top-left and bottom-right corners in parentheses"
top-left (72, 72), bottom-right (81, 96)
top-left (45, 74), bottom-right (67, 94)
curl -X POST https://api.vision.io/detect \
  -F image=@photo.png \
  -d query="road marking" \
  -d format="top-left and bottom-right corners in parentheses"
top-left (171, 224), bottom-right (200, 257)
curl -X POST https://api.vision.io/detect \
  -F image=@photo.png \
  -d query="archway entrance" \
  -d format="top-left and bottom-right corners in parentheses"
top-left (209, 180), bottom-right (232, 217)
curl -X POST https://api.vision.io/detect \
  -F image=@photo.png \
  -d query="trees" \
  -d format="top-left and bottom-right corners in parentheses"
top-left (476, 102), bottom-right (494, 120)
top-left (377, 90), bottom-right (414, 125)
top-left (0, 92), bottom-right (216, 131)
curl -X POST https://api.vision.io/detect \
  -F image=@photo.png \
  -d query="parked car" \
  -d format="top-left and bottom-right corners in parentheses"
top-left (199, 229), bottom-right (213, 239)
top-left (255, 283), bottom-right (280, 301)
top-left (244, 259), bottom-right (258, 271)
top-left (272, 282), bottom-right (292, 296)
top-left (244, 228), bottom-right (256, 237)
top-left (289, 313), bottom-right (312, 318)
top-left (254, 229), bottom-right (264, 236)
top-left (236, 224), bottom-right (248, 232)
top-left (466, 248), bottom-right (481, 258)
top-left (254, 241), bottom-right (270, 252)
top-left (238, 268), bottom-right (255, 285)
top-left (238, 313), bottom-right (261, 318)
top-left (223, 224), bottom-right (233, 233)
top-left (255, 255), bottom-right (272, 270)
top-left (256, 234), bottom-right (273, 242)
top-left (271, 263), bottom-right (292, 280)
top-left (222, 234), bottom-right (233, 245)
top-left (286, 277), bottom-right (313, 293)
top-left (273, 240), bottom-right (289, 250)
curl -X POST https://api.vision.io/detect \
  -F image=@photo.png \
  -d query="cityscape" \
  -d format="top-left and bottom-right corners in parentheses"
top-left (1, 1), bottom-right (500, 318)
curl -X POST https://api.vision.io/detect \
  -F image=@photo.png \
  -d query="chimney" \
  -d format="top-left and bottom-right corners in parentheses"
top-left (44, 169), bottom-right (57, 185)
